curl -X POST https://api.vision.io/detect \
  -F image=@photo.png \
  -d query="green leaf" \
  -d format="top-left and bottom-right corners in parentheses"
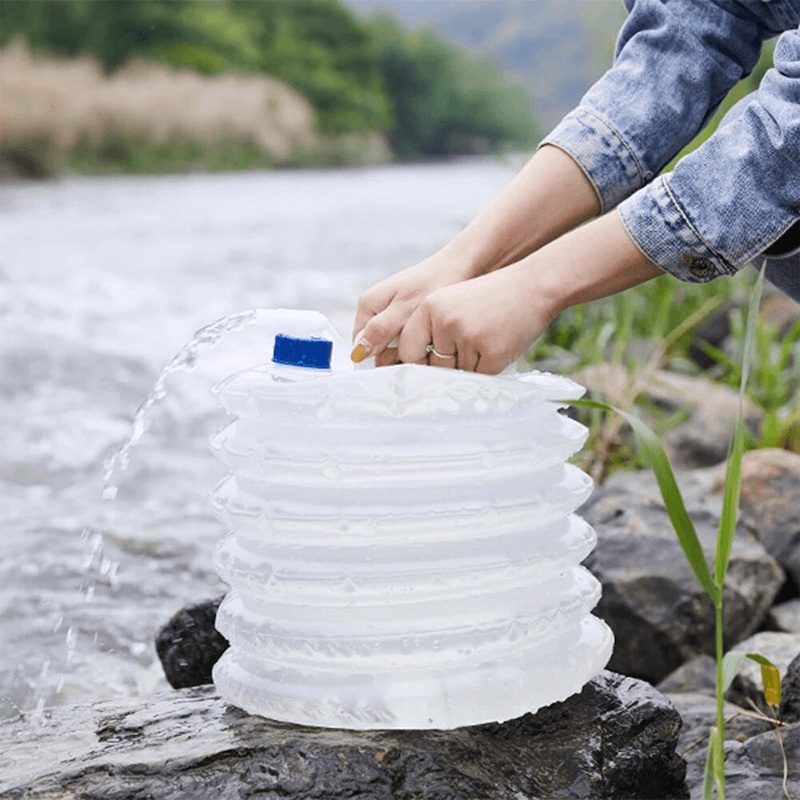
top-left (722, 651), bottom-right (747, 693)
top-left (714, 263), bottom-right (765, 587)
top-left (710, 723), bottom-right (727, 798)
top-left (702, 730), bottom-right (716, 800)
top-left (745, 653), bottom-right (781, 707)
top-left (566, 398), bottom-right (717, 600)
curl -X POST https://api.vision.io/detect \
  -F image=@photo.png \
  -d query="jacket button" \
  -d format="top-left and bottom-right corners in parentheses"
top-left (686, 257), bottom-right (715, 279)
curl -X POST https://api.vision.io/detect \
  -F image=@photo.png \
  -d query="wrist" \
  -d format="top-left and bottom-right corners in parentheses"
top-left (519, 210), bottom-right (662, 319)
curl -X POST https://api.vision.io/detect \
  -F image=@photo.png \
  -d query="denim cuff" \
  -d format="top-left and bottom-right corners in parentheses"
top-left (618, 176), bottom-right (739, 284)
top-left (540, 107), bottom-right (652, 214)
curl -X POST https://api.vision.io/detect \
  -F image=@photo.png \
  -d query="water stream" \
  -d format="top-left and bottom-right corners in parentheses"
top-left (0, 156), bottom-right (524, 721)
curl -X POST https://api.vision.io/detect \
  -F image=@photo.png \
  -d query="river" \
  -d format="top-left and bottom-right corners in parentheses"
top-left (0, 156), bottom-right (525, 721)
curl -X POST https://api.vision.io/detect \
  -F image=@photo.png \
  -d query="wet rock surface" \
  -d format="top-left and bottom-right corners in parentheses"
top-left (581, 450), bottom-right (800, 798)
top-left (0, 672), bottom-right (688, 800)
top-left (155, 596), bottom-right (228, 689)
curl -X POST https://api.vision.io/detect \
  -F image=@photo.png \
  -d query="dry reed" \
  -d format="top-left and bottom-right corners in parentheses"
top-left (0, 38), bottom-right (388, 174)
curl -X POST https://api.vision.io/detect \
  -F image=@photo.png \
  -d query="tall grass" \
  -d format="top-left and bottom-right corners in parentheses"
top-left (566, 264), bottom-right (791, 798)
top-left (534, 267), bottom-right (800, 480)
top-left (0, 39), bottom-right (390, 176)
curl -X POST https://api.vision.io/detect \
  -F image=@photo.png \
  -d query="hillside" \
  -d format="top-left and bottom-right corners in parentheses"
top-left (347, 0), bottom-right (627, 130)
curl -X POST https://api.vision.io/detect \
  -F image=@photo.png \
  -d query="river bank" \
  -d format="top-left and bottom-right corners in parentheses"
top-left (0, 40), bottom-right (391, 179)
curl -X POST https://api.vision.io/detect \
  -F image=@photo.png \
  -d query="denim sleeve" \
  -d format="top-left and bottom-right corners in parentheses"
top-left (619, 24), bottom-right (800, 287)
top-left (541, 0), bottom-right (776, 212)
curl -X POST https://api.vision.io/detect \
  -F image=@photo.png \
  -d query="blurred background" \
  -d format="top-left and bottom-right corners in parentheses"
top-left (1, 0), bottom-right (797, 728)
top-left (0, 0), bottom-right (628, 177)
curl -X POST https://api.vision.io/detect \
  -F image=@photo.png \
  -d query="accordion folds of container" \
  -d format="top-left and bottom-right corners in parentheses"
top-left (210, 310), bottom-right (613, 730)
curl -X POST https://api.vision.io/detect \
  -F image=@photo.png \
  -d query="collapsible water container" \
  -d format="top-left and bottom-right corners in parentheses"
top-left (210, 309), bottom-right (613, 730)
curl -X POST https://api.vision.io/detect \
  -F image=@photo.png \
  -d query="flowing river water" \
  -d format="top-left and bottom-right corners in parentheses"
top-left (0, 156), bottom-right (524, 722)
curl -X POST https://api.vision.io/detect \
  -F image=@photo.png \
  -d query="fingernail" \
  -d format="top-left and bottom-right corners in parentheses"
top-left (351, 341), bottom-right (370, 363)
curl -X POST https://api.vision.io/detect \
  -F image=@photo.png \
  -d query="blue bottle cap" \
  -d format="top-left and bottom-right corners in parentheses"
top-left (272, 334), bottom-right (332, 369)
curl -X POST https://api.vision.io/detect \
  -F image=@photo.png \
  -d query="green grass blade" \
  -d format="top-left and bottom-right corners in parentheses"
top-left (702, 732), bottom-right (716, 800)
top-left (713, 725), bottom-right (726, 799)
top-left (714, 264), bottom-right (765, 586)
top-left (722, 651), bottom-right (747, 693)
top-left (566, 397), bottom-right (717, 600)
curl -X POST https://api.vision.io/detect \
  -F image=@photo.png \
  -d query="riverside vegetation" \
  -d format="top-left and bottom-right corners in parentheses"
top-left (568, 265), bottom-right (795, 799)
top-left (0, 0), bottom-right (540, 176)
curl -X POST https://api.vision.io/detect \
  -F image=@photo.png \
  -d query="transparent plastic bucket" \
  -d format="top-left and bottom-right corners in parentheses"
top-left (211, 310), bottom-right (613, 729)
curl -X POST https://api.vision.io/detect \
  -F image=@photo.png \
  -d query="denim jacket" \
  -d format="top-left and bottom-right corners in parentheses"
top-left (541, 0), bottom-right (800, 301)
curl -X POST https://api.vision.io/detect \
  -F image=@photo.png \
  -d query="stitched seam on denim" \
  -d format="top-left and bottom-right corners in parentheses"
top-left (617, 208), bottom-right (667, 274)
top-left (662, 178), bottom-right (737, 275)
top-left (746, 213), bottom-right (800, 261)
top-left (580, 106), bottom-right (649, 189)
top-left (761, 214), bottom-right (800, 258)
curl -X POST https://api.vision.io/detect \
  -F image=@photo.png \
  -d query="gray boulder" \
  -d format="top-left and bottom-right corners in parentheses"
top-left (766, 598), bottom-right (800, 633)
top-left (656, 655), bottom-right (718, 698)
top-left (720, 723), bottom-right (800, 800)
top-left (0, 673), bottom-right (689, 800)
top-left (666, 692), bottom-right (799, 800)
top-left (571, 365), bottom-right (763, 469)
top-left (725, 631), bottom-right (800, 714)
top-left (782, 651), bottom-right (800, 724)
top-left (581, 475), bottom-right (784, 683)
top-left (737, 448), bottom-right (800, 589)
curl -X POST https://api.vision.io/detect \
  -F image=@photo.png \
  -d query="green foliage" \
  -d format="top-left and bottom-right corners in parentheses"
top-left (233, 0), bottom-right (392, 134)
top-left (366, 12), bottom-right (542, 158)
top-left (1, 0), bottom-right (540, 159)
top-left (565, 266), bottom-right (785, 799)
top-left (0, 0), bottom-right (199, 70)
top-left (532, 271), bottom-right (743, 375)
top-left (62, 133), bottom-right (278, 176)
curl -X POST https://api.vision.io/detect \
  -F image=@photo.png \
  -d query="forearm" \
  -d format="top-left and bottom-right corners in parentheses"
top-left (433, 145), bottom-right (600, 278)
top-left (518, 209), bottom-right (663, 321)
top-left (390, 209), bottom-right (663, 375)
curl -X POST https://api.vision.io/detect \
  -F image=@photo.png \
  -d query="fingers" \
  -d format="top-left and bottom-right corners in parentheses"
top-left (351, 303), bottom-right (407, 364)
top-left (374, 342), bottom-right (401, 367)
top-left (398, 300), bottom-right (467, 371)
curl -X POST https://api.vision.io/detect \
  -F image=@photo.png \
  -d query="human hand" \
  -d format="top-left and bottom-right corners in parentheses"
top-left (393, 262), bottom-right (554, 374)
top-left (351, 255), bottom-right (475, 367)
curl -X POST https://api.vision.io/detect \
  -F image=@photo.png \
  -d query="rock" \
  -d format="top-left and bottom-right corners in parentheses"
top-left (736, 448), bottom-right (800, 589)
top-left (155, 596), bottom-right (228, 689)
top-left (666, 692), bottom-right (800, 800)
top-left (657, 655), bottom-right (718, 697)
top-left (599, 465), bottom-right (725, 518)
top-left (581, 480), bottom-right (784, 683)
top-left (720, 723), bottom-right (800, 800)
top-left (765, 598), bottom-right (800, 633)
top-left (667, 692), bottom-right (772, 762)
top-left (571, 365), bottom-right (763, 469)
top-left (725, 631), bottom-right (800, 714)
top-left (0, 672), bottom-right (689, 800)
top-left (781, 651), bottom-right (800, 724)
top-left (760, 290), bottom-right (800, 339)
